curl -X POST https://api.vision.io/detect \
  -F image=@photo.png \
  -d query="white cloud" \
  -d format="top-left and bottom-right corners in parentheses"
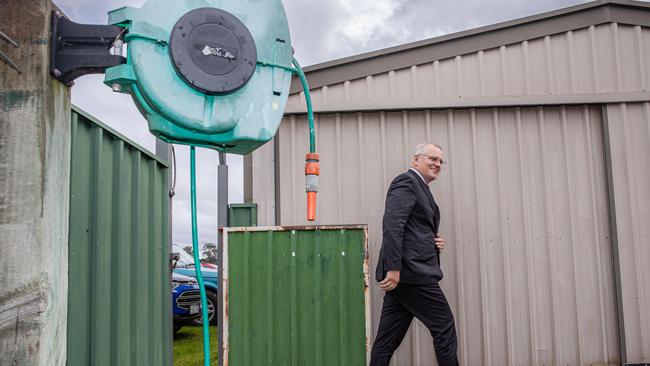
top-left (337, 0), bottom-right (400, 45)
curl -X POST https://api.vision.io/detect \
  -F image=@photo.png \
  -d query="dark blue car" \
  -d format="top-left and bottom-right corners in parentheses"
top-left (172, 272), bottom-right (201, 333)
top-left (172, 244), bottom-right (219, 325)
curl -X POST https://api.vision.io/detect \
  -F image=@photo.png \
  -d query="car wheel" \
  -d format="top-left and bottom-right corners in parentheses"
top-left (193, 290), bottom-right (218, 326)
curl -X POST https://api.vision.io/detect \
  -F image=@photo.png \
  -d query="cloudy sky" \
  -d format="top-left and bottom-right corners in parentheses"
top-left (52, 0), bottom-right (596, 245)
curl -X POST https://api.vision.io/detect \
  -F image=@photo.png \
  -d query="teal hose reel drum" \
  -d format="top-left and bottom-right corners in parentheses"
top-left (104, 0), bottom-right (294, 154)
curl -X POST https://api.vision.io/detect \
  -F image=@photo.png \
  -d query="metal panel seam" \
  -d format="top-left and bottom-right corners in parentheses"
top-left (600, 103), bottom-right (627, 362)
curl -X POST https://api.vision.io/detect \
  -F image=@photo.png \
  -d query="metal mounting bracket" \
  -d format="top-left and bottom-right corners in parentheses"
top-left (49, 10), bottom-right (127, 86)
top-left (0, 29), bottom-right (21, 73)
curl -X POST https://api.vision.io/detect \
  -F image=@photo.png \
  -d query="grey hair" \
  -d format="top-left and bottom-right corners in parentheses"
top-left (412, 143), bottom-right (442, 156)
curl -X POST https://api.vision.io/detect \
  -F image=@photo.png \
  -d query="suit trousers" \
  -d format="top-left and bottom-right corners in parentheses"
top-left (370, 282), bottom-right (458, 366)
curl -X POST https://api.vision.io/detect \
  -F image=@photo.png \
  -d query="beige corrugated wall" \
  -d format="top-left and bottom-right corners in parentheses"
top-left (287, 23), bottom-right (650, 110)
top-left (604, 102), bottom-right (650, 363)
top-left (267, 107), bottom-right (618, 366)
top-left (251, 19), bottom-right (650, 365)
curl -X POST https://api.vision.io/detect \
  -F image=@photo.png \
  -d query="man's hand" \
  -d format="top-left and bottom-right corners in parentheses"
top-left (435, 234), bottom-right (445, 251)
top-left (379, 270), bottom-right (400, 292)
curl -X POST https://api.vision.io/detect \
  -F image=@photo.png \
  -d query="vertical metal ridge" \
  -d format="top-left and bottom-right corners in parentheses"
top-left (356, 114), bottom-right (365, 223)
top-left (470, 109), bottom-right (491, 365)
top-left (612, 23), bottom-right (623, 92)
top-left (402, 111), bottom-right (409, 168)
top-left (500, 46), bottom-right (507, 96)
top-left (335, 114), bottom-right (342, 222)
top-left (146, 161), bottom-right (156, 363)
top-left (425, 110), bottom-right (432, 142)
top-left (155, 164), bottom-right (167, 366)
top-left (129, 154), bottom-right (141, 366)
top-left (434, 60), bottom-right (441, 98)
top-left (314, 231), bottom-right (322, 366)
top-left (620, 103), bottom-right (645, 349)
top-left (380, 112), bottom-right (387, 199)
top-left (641, 102), bottom-right (650, 355)
top-left (265, 231), bottom-right (274, 365)
top-left (559, 106), bottom-right (584, 365)
top-left (337, 229), bottom-right (348, 366)
top-left (634, 26), bottom-right (647, 91)
top-left (109, 140), bottom-right (125, 366)
top-left (447, 110), bottom-right (467, 365)
top-left (410, 65), bottom-right (418, 99)
top-left (515, 108), bottom-right (538, 365)
top-left (478, 51), bottom-right (485, 96)
top-left (366, 75), bottom-right (373, 102)
top-left (582, 106), bottom-right (610, 363)
top-left (243, 231), bottom-right (251, 366)
top-left (322, 85), bottom-right (329, 103)
top-left (221, 229), bottom-right (230, 366)
top-left (89, 127), bottom-right (103, 365)
top-left (537, 107), bottom-right (561, 364)
top-left (456, 55), bottom-right (463, 97)
top-left (136, 159), bottom-right (152, 363)
top-left (388, 71), bottom-right (395, 101)
top-left (589, 26), bottom-right (599, 93)
top-left (493, 108), bottom-right (514, 366)
top-left (290, 230), bottom-right (298, 366)
top-left (544, 36), bottom-right (556, 95)
top-left (567, 30), bottom-right (577, 94)
top-left (523, 41), bottom-right (531, 95)
top-left (344, 80), bottom-right (351, 102)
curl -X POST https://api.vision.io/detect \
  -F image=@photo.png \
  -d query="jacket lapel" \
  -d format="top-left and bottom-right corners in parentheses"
top-left (408, 169), bottom-right (439, 230)
top-left (409, 169), bottom-right (435, 208)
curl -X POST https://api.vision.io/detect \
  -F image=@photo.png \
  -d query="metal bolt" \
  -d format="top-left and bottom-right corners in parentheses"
top-left (111, 83), bottom-right (122, 92)
top-left (53, 68), bottom-right (61, 77)
top-left (111, 39), bottom-right (124, 56)
top-left (55, 10), bottom-right (63, 19)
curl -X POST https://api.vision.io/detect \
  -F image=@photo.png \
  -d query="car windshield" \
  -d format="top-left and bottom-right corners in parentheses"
top-left (173, 245), bottom-right (195, 267)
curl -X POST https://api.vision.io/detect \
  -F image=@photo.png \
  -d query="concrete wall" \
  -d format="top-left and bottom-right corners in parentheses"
top-left (0, 1), bottom-right (71, 365)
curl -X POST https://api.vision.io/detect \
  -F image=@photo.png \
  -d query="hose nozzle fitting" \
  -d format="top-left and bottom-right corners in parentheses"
top-left (305, 153), bottom-right (320, 221)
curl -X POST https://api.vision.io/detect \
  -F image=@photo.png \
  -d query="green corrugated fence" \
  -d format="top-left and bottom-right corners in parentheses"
top-left (67, 106), bottom-right (171, 366)
top-left (221, 225), bottom-right (370, 366)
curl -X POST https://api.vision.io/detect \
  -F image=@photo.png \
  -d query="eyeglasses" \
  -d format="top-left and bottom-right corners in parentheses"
top-left (417, 154), bottom-right (446, 165)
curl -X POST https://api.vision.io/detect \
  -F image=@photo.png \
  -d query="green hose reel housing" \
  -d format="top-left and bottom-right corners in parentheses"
top-left (104, 0), bottom-right (293, 154)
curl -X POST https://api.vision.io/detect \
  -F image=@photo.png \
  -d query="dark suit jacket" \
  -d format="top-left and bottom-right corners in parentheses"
top-left (376, 169), bottom-right (443, 285)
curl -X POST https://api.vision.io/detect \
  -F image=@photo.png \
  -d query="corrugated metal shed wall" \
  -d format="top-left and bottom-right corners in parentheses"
top-left (67, 108), bottom-right (171, 366)
top-left (268, 106), bottom-right (618, 366)
top-left (604, 102), bottom-right (650, 363)
top-left (286, 23), bottom-right (650, 111)
top-left (221, 226), bottom-right (369, 366)
top-left (250, 19), bottom-right (650, 366)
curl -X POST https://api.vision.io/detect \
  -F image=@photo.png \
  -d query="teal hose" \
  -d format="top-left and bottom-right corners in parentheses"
top-left (291, 57), bottom-right (316, 153)
top-left (190, 146), bottom-right (211, 366)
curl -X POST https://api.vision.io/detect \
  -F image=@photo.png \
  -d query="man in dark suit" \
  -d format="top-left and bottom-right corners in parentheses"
top-left (370, 143), bottom-right (459, 366)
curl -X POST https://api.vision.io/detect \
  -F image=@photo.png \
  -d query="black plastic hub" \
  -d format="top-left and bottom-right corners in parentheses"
top-left (169, 8), bottom-right (257, 95)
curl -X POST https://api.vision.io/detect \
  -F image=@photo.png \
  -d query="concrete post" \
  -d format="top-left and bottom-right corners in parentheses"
top-left (0, 1), bottom-right (71, 365)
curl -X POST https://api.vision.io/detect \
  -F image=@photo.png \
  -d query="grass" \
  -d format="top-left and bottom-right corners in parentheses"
top-left (173, 325), bottom-right (218, 365)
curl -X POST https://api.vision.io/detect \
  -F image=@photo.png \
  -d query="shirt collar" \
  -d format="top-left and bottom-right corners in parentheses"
top-left (409, 168), bottom-right (427, 184)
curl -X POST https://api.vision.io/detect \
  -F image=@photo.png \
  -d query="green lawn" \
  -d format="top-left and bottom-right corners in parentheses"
top-left (173, 325), bottom-right (218, 365)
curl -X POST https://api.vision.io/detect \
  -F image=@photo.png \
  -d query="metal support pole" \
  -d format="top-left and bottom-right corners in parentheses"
top-left (217, 151), bottom-right (228, 366)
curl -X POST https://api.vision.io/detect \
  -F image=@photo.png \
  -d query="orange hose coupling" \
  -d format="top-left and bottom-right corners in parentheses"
top-left (305, 153), bottom-right (320, 221)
